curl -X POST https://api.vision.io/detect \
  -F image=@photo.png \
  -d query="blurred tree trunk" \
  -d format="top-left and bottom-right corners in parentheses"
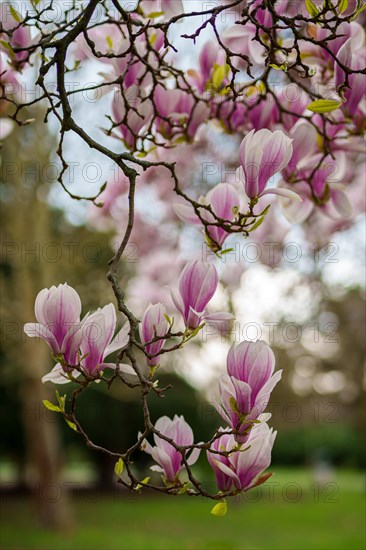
top-left (1, 115), bottom-right (72, 530)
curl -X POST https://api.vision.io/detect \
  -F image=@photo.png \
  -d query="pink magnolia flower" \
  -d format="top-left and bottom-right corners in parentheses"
top-left (275, 85), bottom-right (310, 131)
top-left (24, 287), bottom-right (136, 384)
top-left (248, 97), bottom-right (279, 131)
top-left (153, 85), bottom-right (209, 141)
top-left (283, 119), bottom-right (318, 180)
top-left (24, 283), bottom-right (83, 365)
top-left (250, 0), bottom-right (287, 27)
top-left (0, 3), bottom-right (32, 68)
top-left (0, 54), bottom-right (19, 116)
top-left (279, 151), bottom-right (352, 224)
top-left (139, 303), bottom-right (168, 366)
top-left (140, 0), bottom-right (184, 19)
top-left (170, 260), bottom-right (233, 329)
top-left (299, 21), bottom-right (363, 71)
top-left (216, 340), bottom-right (282, 442)
top-left (140, 415), bottom-right (200, 483)
top-left (112, 88), bottom-right (153, 149)
top-left (78, 304), bottom-right (133, 377)
top-left (173, 183), bottom-right (240, 250)
top-left (73, 23), bottom-right (127, 62)
top-left (215, 100), bottom-right (247, 132)
top-left (222, 23), bottom-right (266, 71)
top-left (207, 421), bottom-right (276, 492)
top-left (335, 33), bottom-right (366, 117)
top-left (188, 40), bottom-right (226, 94)
top-left (237, 129), bottom-right (301, 202)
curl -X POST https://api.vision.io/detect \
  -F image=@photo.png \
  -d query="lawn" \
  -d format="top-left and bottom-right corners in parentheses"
top-left (1, 469), bottom-right (365, 550)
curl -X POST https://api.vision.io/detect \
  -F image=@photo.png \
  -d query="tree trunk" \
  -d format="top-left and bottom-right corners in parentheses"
top-left (2, 115), bottom-right (72, 530)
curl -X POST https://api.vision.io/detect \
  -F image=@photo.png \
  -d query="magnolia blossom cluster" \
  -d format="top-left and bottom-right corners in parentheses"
top-left (24, 260), bottom-right (233, 381)
top-left (24, 283), bottom-right (135, 384)
top-left (24, 279), bottom-right (278, 495)
top-left (205, 340), bottom-right (280, 493)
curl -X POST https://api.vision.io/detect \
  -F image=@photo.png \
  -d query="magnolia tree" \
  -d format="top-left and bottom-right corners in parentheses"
top-left (1, 0), bottom-right (365, 515)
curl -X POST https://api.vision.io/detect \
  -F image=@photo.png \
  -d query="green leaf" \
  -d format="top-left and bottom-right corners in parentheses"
top-left (173, 135), bottom-right (187, 145)
top-left (42, 400), bottom-right (61, 412)
top-left (135, 477), bottom-right (151, 490)
top-left (306, 99), bottom-right (342, 113)
top-left (177, 482), bottom-right (190, 494)
top-left (211, 500), bottom-right (227, 516)
top-left (164, 313), bottom-right (172, 326)
top-left (149, 32), bottom-right (157, 46)
top-left (338, 0), bottom-right (349, 12)
top-left (305, 0), bottom-right (319, 16)
top-left (259, 204), bottom-right (271, 216)
top-left (55, 391), bottom-right (66, 411)
top-left (229, 397), bottom-right (239, 414)
top-left (10, 6), bottom-right (21, 22)
top-left (185, 323), bottom-right (205, 340)
top-left (147, 11), bottom-right (164, 18)
top-left (0, 40), bottom-right (13, 53)
top-left (114, 458), bottom-right (124, 476)
top-left (269, 62), bottom-right (288, 72)
top-left (212, 64), bottom-right (230, 90)
top-left (65, 419), bottom-right (77, 431)
top-left (106, 35), bottom-right (113, 49)
top-left (248, 216), bottom-right (265, 232)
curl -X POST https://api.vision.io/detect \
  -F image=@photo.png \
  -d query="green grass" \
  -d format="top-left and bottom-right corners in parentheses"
top-left (1, 469), bottom-right (365, 550)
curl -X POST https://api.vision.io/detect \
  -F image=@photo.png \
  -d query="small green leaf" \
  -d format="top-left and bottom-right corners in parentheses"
top-left (149, 32), bottom-right (157, 46)
top-left (175, 135), bottom-right (189, 145)
top-left (65, 419), bottom-right (77, 431)
top-left (177, 482), bottom-right (190, 494)
top-left (305, 0), bottom-right (319, 16)
top-left (185, 323), bottom-right (205, 340)
top-left (42, 400), bottom-right (61, 412)
top-left (55, 391), bottom-right (66, 411)
top-left (232, 205), bottom-right (239, 217)
top-left (106, 35), bottom-right (113, 49)
top-left (306, 99), bottom-right (342, 113)
top-left (164, 313), bottom-right (172, 326)
top-left (259, 204), bottom-right (271, 216)
top-left (135, 477), bottom-right (151, 490)
top-left (338, 0), bottom-right (349, 12)
top-left (10, 6), bottom-right (21, 22)
top-left (248, 216), bottom-right (265, 232)
top-left (211, 500), bottom-right (227, 516)
top-left (0, 40), bottom-right (13, 53)
top-left (114, 458), bottom-right (124, 476)
top-left (269, 62), bottom-right (288, 72)
top-left (229, 397), bottom-right (239, 414)
top-left (212, 64), bottom-right (230, 90)
top-left (147, 11), bottom-right (164, 18)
